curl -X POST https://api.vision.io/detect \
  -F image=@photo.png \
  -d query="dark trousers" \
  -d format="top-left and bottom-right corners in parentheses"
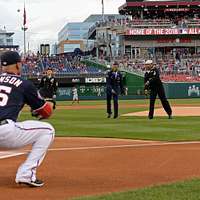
top-left (39, 89), bottom-right (56, 109)
top-left (107, 93), bottom-right (118, 117)
top-left (149, 86), bottom-right (172, 118)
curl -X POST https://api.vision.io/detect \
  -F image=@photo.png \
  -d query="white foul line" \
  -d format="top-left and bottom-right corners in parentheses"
top-left (47, 141), bottom-right (200, 152)
top-left (1, 141), bottom-right (200, 160)
top-left (0, 152), bottom-right (25, 159)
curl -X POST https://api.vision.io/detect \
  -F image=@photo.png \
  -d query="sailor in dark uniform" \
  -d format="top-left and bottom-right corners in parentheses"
top-left (144, 60), bottom-right (172, 119)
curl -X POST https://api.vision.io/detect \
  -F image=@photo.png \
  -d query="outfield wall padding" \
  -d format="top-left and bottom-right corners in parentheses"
top-left (164, 82), bottom-right (200, 99)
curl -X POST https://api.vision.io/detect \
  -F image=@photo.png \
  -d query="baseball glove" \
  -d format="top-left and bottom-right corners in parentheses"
top-left (31, 109), bottom-right (40, 118)
top-left (31, 110), bottom-right (46, 120)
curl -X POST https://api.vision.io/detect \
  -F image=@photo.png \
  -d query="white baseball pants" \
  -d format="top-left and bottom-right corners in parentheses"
top-left (73, 95), bottom-right (79, 101)
top-left (0, 119), bottom-right (55, 183)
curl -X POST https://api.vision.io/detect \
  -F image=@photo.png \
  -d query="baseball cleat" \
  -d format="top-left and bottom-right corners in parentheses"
top-left (18, 179), bottom-right (44, 187)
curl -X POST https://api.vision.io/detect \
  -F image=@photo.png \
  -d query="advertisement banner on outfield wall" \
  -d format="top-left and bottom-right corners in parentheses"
top-left (56, 77), bottom-right (106, 84)
top-left (56, 86), bottom-right (107, 100)
top-left (164, 83), bottom-right (200, 99)
top-left (85, 77), bottom-right (106, 83)
top-left (56, 86), bottom-right (145, 100)
top-left (65, 78), bottom-right (85, 84)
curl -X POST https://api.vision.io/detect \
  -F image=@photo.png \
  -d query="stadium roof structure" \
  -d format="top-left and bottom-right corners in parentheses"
top-left (0, 32), bottom-right (14, 37)
top-left (119, 0), bottom-right (200, 14)
top-left (0, 45), bottom-right (19, 48)
top-left (0, 29), bottom-right (14, 37)
top-left (83, 14), bottom-right (126, 23)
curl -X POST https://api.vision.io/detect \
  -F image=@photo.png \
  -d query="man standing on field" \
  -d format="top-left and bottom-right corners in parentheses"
top-left (144, 60), bottom-right (172, 119)
top-left (106, 62), bottom-right (125, 119)
top-left (39, 68), bottom-right (58, 110)
top-left (72, 85), bottom-right (79, 104)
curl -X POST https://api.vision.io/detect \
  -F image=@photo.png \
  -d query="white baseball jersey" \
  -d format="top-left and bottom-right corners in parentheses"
top-left (0, 73), bottom-right (55, 184)
top-left (72, 87), bottom-right (78, 100)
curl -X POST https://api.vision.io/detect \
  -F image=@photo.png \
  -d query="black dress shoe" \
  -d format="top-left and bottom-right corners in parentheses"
top-left (148, 116), bottom-right (153, 119)
top-left (168, 115), bottom-right (172, 119)
top-left (113, 115), bottom-right (118, 119)
top-left (107, 114), bottom-right (112, 118)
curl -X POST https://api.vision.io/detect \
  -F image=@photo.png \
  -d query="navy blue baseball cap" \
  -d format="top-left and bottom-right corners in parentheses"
top-left (0, 51), bottom-right (21, 66)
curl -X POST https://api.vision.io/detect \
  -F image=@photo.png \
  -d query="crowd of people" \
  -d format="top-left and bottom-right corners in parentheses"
top-left (128, 15), bottom-right (200, 29)
top-left (4, 50), bottom-right (200, 83)
top-left (22, 54), bottom-right (102, 77)
top-left (88, 14), bottom-right (200, 33)
top-left (112, 52), bottom-right (200, 82)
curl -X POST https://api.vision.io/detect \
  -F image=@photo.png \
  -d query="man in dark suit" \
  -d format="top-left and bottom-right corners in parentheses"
top-left (106, 62), bottom-right (124, 119)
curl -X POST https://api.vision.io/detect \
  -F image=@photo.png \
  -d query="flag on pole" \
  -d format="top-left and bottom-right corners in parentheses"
top-left (23, 5), bottom-right (26, 26)
top-left (101, 0), bottom-right (104, 21)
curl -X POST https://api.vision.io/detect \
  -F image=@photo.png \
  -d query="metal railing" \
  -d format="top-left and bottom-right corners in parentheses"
top-left (22, 72), bottom-right (106, 79)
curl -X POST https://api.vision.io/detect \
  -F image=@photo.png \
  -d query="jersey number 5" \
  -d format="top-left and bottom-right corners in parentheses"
top-left (0, 86), bottom-right (12, 106)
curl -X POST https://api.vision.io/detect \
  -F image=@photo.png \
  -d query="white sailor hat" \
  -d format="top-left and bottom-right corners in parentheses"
top-left (145, 60), bottom-right (153, 65)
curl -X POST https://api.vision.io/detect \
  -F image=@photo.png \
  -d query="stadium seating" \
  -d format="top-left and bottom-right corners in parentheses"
top-left (21, 56), bottom-right (104, 78)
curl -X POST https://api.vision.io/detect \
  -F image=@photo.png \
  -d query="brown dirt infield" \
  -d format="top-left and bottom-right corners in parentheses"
top-left (1, 137), bottom-right (200, 200)
top-left (122, 106), bottom-right (200, 117)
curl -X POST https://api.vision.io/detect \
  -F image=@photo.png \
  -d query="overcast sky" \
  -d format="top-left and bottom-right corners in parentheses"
top-left (0, 0), bottom-right (125, 52)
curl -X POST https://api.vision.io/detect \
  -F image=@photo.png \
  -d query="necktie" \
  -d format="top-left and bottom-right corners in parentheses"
top-left (115, 72), bottom-right (117, 79)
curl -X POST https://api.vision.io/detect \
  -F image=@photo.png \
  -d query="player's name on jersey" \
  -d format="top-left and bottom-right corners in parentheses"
top-left (0, 76), bottom-right (22, 87)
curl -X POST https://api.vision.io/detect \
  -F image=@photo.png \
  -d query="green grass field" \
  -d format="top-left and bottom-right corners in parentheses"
top-left (72, 179), bottom-right (200, 200)
top-left (19, 99), bottom-right (200, 141)
top-left (19, 99), bottom-right (200, 199)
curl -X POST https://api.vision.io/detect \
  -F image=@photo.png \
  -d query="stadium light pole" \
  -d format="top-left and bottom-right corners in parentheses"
top-left (18, 3), bottom-right (28, 56)
top-left (102, 0), bottom-right (105, 21)
top-left (22, 27), bottom-right (28, 56)
top-left (22, 4), bottom-right (28, 56)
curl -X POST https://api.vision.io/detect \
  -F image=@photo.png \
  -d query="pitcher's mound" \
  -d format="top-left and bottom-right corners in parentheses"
top-left (122, 107), bottom-right (200, 117)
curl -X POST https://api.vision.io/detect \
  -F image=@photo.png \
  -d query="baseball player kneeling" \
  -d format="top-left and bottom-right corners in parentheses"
top-left (0, 51), bottom-right (55, 187)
